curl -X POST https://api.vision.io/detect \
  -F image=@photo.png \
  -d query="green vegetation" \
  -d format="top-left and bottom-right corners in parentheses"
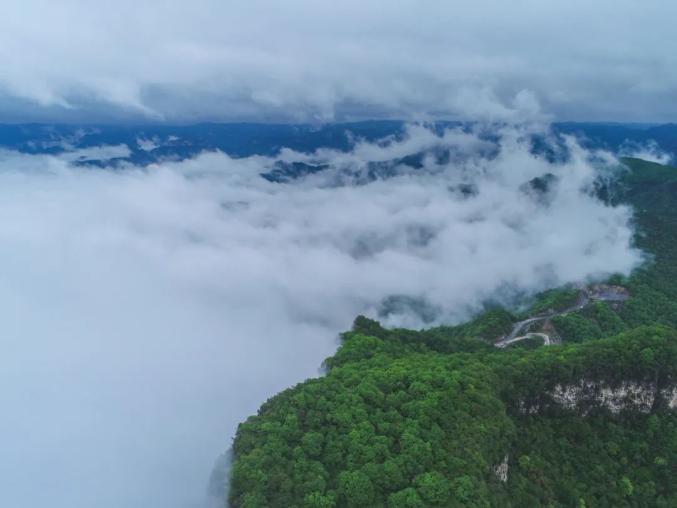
top-left (230, 326), bottom-right (677, 507)
top-left (503, 335), bottom-right (544, 350)
top-left (616, 158), bottom-right (677, 326)
top-left (519, 287), bottom-right (580, 318)
top-left (227, 158), bottom-right (677, 507)
top-left (550, 301), bottom-right (627, 343)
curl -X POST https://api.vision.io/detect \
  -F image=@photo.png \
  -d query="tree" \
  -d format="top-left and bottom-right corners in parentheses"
top-left (339, 470), bottom-right (376, 507)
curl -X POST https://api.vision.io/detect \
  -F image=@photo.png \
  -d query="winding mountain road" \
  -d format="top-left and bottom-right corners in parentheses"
top-left (495, 332), bottom-right (551, 349)
top-left (494, 293), bottom-right (589, 348)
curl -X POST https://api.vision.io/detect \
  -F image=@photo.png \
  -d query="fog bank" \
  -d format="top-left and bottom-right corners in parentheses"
top-left (0, 126), bottom-right (641, 507)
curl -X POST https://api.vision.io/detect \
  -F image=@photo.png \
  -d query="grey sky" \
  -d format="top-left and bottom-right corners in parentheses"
top-left (2, 0), bottom-right (676, 122)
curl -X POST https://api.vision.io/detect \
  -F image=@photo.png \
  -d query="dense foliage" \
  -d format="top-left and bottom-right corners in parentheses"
top-left (227, 158), bottom-right (677, 507)
top-left (230, 327), bottom-right (677, 507)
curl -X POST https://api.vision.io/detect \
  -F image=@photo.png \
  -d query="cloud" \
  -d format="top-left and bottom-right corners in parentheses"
top-left (619, 140), bottom-right (673, 165)
top-left (0, 125), bottom-right (642, 507)
top-left (58, 143), bottom-right (132, 162)
top-left (0, 1), bottom-right (676, 122)
top-left (137, 136), bottom-right (161, 152)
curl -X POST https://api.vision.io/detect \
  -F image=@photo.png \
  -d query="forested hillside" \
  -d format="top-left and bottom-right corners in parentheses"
top-left (226, 158), bottom-right (677, 508)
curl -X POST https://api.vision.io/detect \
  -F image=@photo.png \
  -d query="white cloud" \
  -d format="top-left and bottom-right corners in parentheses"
top-left (137, 137), bottom-right (161, 152)
top-left (0, 1), bottom-right (676, 121)
top-left (620, 140), bottom-right (673, 165)
top-left (58, 143), bottom-right (132, 162)
top-left (0, 126), bottom-right (642, 507)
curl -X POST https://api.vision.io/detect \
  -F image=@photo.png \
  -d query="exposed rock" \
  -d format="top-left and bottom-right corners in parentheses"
top-left (493, 454), bottom-right (509, 483)
top-left (585, 284), bottom-right (630, 302)
top-left (550, 381), bottom-right (655, 413)
top-left (517, 400), bottom-right (539, 415)
top-left (519, 381), bottom-right (677, 415)
top-left (661, 386), bottom-right (677, 409)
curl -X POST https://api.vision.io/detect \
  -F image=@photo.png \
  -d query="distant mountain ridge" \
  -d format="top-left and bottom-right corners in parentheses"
top-left (1, 122), bottom-right (675, 170)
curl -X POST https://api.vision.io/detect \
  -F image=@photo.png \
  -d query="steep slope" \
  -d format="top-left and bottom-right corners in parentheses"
top-left (229, 326), bottom-right (677, 507)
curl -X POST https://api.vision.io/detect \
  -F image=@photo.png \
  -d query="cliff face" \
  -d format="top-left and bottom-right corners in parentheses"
top-left (519, 380), bottom-right (677, 415)
top-left (495, 382), bottom-right (677, 482)
top-left (493, 455), bottom-right (509, 483)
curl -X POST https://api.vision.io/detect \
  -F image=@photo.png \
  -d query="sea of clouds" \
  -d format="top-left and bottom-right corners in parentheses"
top-left (0, 125), bottom-right (642, 507)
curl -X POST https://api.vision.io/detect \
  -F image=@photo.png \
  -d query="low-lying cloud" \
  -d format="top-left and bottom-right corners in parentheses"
top-left (0, 125), bottom-right (642, 507)
top-left (620, 140), bottom-right (673, 165)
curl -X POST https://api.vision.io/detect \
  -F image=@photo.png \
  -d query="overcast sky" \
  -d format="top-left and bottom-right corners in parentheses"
top-left (1, 0), bottom-right (676, 123)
